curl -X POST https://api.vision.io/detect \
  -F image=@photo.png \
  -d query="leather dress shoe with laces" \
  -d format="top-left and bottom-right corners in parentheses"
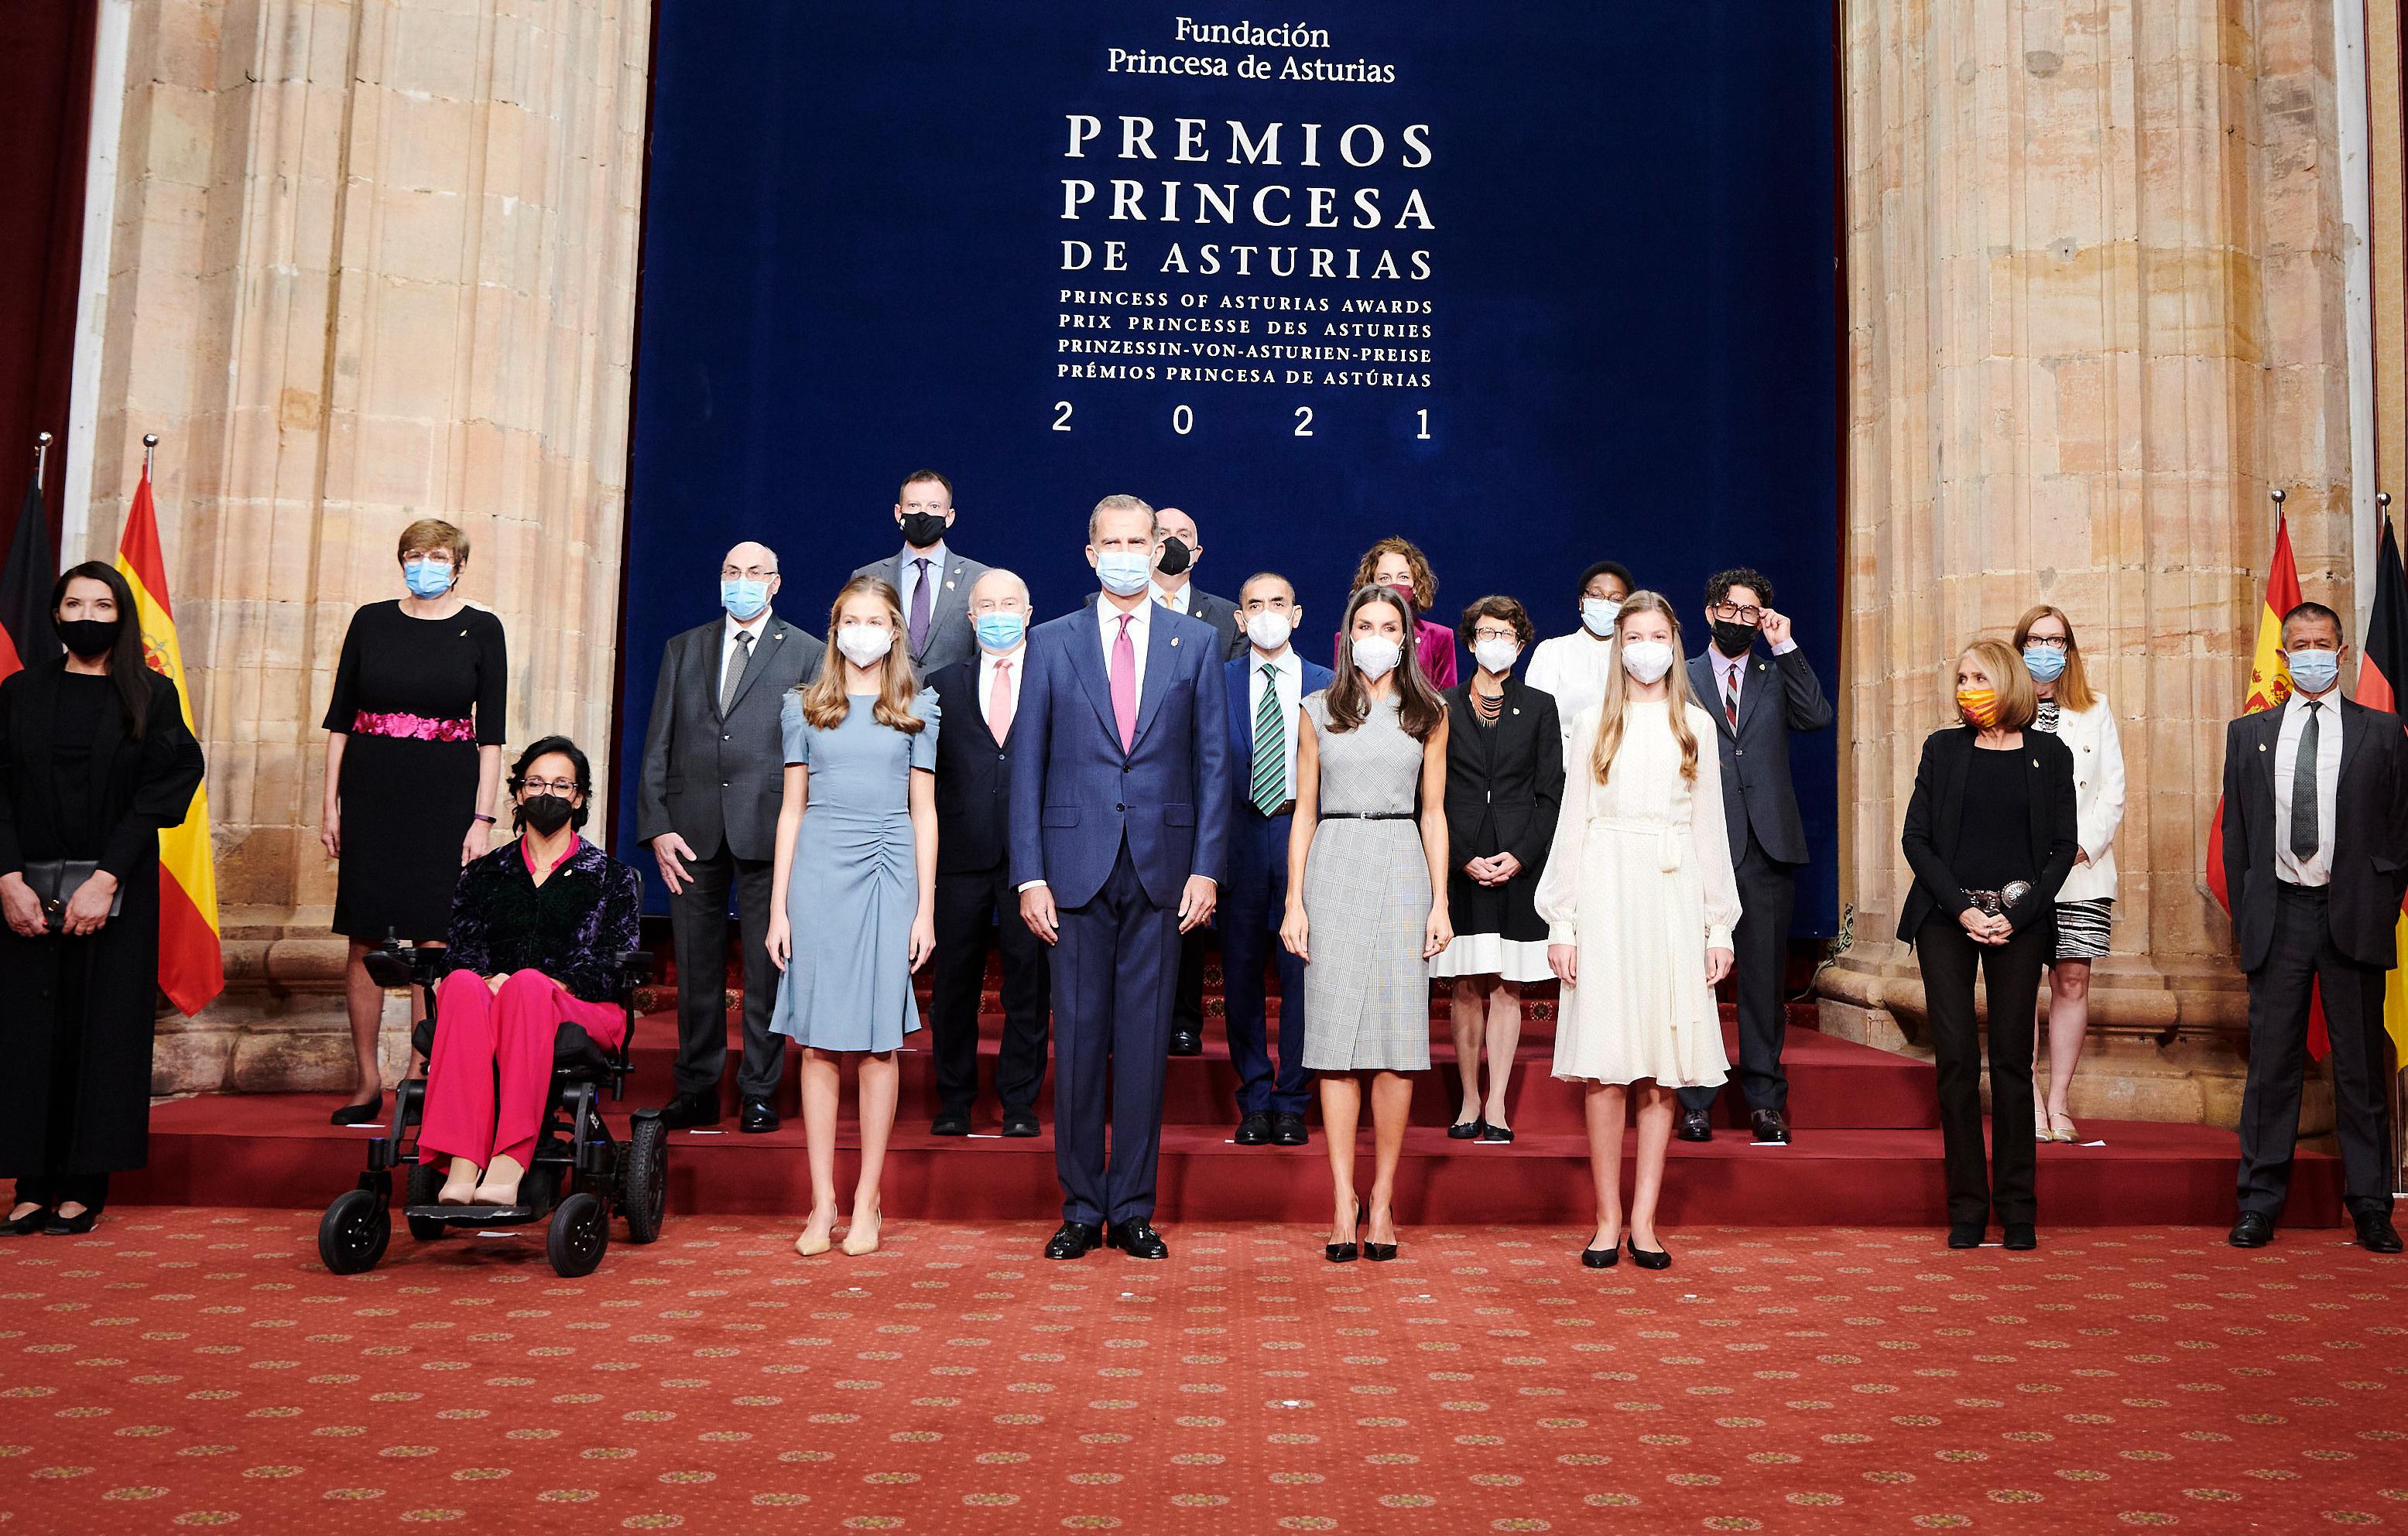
top-left (2228, 1211), bottom-right (2273, 1249)
top-left (2354, 1209), bottom-right (2403, 1254)
top-left (1750, 1108), bottom-right (1792, 1144)
top-left (1001, 1112), bottom-right (1040, 1138)
top-left (930, 1113), bottom-right (971, 1137)
top-left (1233, 1111), bottom-right (1271, 1145)
top-left (739, 1098), bottom-right (780, 1134)
top-left (1106, 1218), bottom-right (1169, 1260)
top-left (1676, 1108), bottom-right (1713, 1142)
top-left (657, 1090), bottom-right (721, 1130)
top-left (1269, 1112), bottom-right (1308, 1147)
top-left (1169, 1028), bottom-right (1203, 1056)
top-left (1045, 1220), bottom-right (1102, 1260)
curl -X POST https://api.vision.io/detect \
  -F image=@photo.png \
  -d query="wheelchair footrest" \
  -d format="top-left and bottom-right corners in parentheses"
top-left (404, 1202), bottom-right (540, 1227)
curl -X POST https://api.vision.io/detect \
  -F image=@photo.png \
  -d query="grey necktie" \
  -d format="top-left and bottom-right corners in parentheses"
top-left (721, 630), bottom-right (753, 714)
top-left (2290, 700), bottom-right (2321, 862)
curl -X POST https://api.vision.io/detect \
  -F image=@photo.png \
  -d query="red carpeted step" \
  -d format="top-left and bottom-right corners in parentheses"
top-left (124, 1093), bottom-right (2341, 1227)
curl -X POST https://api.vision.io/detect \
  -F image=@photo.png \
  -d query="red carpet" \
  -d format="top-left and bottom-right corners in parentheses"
top-left (2, 1210), bottom-right (2399, 1532)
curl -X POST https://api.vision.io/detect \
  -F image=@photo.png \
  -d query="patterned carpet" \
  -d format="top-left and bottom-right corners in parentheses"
top-left (2, 1211), bottom-right (2401, 1533)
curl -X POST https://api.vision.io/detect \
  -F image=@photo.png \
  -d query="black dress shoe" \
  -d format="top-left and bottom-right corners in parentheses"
top-left (1045, 1220), bottom-right (1102, 1260)
top-left (1750, 1108), bottom-right (1792, 1145)
top-left (2001, 1223), bottom-right (2036, 1251)
top-left (1675, 1109), bottom-right (1713, 1142)
top-left (1105, 1218), bottom-right (1169, 1260)
top-left (1479, 1121), bottom-right (1514, 1144)
top-left (1625, 1235), bottom-right (1670, 1271)
top-left (1169, 1029), bottom-right (1204, 1056)
top-left (739, 1098), bottom-right (780, 1134)
top-left (1447, 1114), bottom-right (1485, 1140)
top-left (657, 1091), bottom-right (721, 1130)
top-left (1001, 1113), bottom-right (1041, 1139)
top-left (1233, 1111), bottom-right (1271, 1146)
top-left (2353, 1209), bottom-right (2404, 1254)
top-left (329, 1093), bottom-right (382, 1127)
top-left (43, 1207), bottom-right (100, 1236)
top-left (930, 1113), bottom-right (971, 1137)
top-left (1947, 1222), bottom-right (1986, 1249)
top-left (1326, 1202), bottom-right (1361, 1264)
top-left (1269, 1113), bottom-right (1308, 1147)
top-left (1580, 1241), bottom-right (1619, 1269)
top-left (4, 1206), bottom-right (52, 1237)
top-left (2228, 1212), bottom-right (2274, 1249)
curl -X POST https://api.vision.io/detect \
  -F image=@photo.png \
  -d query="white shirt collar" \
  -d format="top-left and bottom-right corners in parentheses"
top-left (1251, 645), bottom-right (1297, 672)
top-left (2286, 685), bottom-right (2340, 716)
top-left (724, 607), bottom-right (772, 641)
top-left (979, 642), bottom-right (1027, 668)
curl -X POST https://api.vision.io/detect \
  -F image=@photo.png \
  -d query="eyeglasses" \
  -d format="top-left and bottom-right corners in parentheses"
top-left (1709, 603), bottom-right (1762, 624)
top-left (519, 778), bottom-right (581, 797)
top-left (1471, 627), bottom-right (1519, 644)
top-left (2023, 635), bottom-right (2069, 650)
top-left (721, 566), bottom-right (776, 581)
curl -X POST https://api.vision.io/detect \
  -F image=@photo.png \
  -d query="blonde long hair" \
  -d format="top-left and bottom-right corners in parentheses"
top-left (2009, 603), bottom-right (2096, 713)
top-left (1588, 590), bottom-right (1701, 786)
top-left (799, 576), bottom-right (927, 733)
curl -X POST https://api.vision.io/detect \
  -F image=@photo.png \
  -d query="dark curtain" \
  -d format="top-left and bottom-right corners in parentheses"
top-left (0, 0), bottom-right (99, 552)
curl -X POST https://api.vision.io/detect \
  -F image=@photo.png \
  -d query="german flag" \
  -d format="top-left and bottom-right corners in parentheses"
top-left (2355, 510), bottom-right (2408, 1065)
top-left (117, 464), bottom-right (222, 1015)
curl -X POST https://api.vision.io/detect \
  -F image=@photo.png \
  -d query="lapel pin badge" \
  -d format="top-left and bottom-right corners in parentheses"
top-left (1171, 635), bottom-right (1180, 647)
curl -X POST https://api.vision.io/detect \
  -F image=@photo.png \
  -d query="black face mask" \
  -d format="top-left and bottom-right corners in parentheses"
top-left (57, 617), bottom-right (122, 660)
top-left (1710, 619), bottom-right (1759, 657)
top-left (899, 511), bottom-right (949, 548)
top-left (1155, 536), bottom-right (1192, 576)
top-left (518, 794), bottom-right (576, 836)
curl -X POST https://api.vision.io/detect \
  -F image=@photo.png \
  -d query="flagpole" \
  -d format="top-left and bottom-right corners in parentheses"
top-left (33, 430), bottom-right (51, 491)
top-left (142, 432), bottom-right (156, 479)
top-left (2388, 487), bottom-right (2408, 1202)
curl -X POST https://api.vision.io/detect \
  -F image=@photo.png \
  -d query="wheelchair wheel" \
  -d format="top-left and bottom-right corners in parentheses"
top-left (404, 1161), bottom-right (449, 1241)
top-left (618, 1116), bottom-right (669, 1244)
top-left (547, 1192), bottom-right (609, 1278)
top-left (317, 1189), bottom-right (390, 1274)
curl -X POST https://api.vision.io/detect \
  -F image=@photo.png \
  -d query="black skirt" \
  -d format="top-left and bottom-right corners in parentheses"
top-left (333, 734), bottom-right (481, 939)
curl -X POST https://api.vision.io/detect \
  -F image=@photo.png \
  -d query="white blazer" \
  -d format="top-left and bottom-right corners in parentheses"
top-left (2047, 696), bottom-right (2125, 905)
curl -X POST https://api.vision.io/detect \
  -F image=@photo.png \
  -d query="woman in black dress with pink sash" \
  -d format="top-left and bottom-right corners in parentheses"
top-left (320, 518), bottom-right (507, 1123)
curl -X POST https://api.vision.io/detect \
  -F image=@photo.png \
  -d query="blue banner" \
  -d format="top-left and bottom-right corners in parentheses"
top-left (622, 2), bottom-right (1840, 929)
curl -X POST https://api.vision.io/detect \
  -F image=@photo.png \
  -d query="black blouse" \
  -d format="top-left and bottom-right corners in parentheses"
top-left (323, 600), bottom-right (508, 744)
top-left (1954, 744), bottom-right (2035, 890)
top-left (50, 674), bottom-right (111, 858)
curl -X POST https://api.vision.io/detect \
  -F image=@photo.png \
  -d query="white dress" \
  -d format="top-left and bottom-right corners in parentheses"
top-left (1537, 699), bottom-right (1742, 1088)
top-left (1525, 631), bottom-right (1617, 758)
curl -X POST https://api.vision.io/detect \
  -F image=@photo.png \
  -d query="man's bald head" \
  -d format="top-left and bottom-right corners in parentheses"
top-left (722, 542), bottom-right (779, 576)
top-left (969, 568), bottom-right (1029, 611)
top-left (720, 542), bottom-right (781, 619)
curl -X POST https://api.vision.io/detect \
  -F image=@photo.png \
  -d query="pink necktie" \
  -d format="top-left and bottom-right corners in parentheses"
top-left (1111, 614), bottom-right (1137, 752)
top-left (988, 658), bottom-right (1014, 741)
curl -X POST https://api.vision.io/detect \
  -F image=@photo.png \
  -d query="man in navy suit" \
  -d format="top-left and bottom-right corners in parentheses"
top-left (923, 570), bottom-right (1050, 1140)
top-left (1218, 571), bottom-right (1330, 1147)
top-left (1014, 495), bottom-right (1233, 1261)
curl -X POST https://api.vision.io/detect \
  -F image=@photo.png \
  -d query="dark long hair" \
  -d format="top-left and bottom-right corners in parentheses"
top-left (509, 734), bottom-right (592, 833)
top-left (52, 561), bottom-right (152, 737)
top-left (1324, 584), bottom-right (1445, 741)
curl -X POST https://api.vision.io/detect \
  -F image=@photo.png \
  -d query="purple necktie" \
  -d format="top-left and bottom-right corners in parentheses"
top-left (1111, 614), bottom-right (1137, 752)
top-left (907, 558), bottom-right (933, 654)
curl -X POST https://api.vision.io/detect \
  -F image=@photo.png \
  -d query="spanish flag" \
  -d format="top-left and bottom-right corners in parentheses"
top-left (2208, 511), bottom-right (2321, 1052)
top-left (118, 464), bottom-right (222, 1015)
top-left (2354, 511), bottom-right (2408, 1065)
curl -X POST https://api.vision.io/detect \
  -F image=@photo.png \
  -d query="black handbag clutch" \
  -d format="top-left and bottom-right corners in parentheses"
top-left (22, 860), bottom-right (123, 933)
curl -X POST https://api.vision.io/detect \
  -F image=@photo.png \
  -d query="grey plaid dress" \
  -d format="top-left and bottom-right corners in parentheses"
top-left (1299, 691), bottom-right (1433, 1072)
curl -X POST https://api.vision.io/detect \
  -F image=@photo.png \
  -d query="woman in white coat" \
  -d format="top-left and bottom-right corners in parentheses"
top-left (2013, 605), bottom-right (2125, 1144)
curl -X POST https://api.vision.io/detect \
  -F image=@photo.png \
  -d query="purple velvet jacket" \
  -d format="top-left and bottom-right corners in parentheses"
top-left (443, 836), bottom-right (643, 1004)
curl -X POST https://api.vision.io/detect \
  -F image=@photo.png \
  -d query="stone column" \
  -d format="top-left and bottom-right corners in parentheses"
top-left (1827, 0), bottom-right (2363, 1129)
top-left (77, 0), bottom-right (652, 1093)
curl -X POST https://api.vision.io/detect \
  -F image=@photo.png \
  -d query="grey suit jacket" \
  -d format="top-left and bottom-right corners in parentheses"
top-left (1082, 586), bottom-right (1245, 660)
top-left (635, 613), bottom-right (826, 864)
top-left (854, 548), bottom-right (992, 675)
top-left (1687, 645), bottom-right (1834, 867)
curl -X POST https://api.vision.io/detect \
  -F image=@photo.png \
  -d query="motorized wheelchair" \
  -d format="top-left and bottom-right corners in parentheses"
top-left (317, 935), bottom-right (667, 1278)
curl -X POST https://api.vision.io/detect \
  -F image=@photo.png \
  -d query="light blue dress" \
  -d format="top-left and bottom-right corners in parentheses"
top-left (768, 687), bottom-right (939, 1052)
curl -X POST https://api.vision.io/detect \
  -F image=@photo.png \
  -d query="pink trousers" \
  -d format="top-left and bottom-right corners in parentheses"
top-left (420, 969), bottom-right (625, 1169)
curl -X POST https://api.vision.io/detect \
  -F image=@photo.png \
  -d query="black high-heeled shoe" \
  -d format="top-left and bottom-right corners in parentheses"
top-left (43, 1206), bottom-right (101, 1236)
top-left (1479, 1121), bottom-right (1514, 1144)
top-left (1447, 1116), bottom-right (1485, 1141)
top-left (1580, 1236), bottom-right (1620, 1268)
top-left (1625, 1235), bottom-right (1670, 1271)
top-left (1363, 1209), bottom-right (1398, 1262)
top-left (1325, 1201), bottom-right (1361, 1264)
top-left (5, 1206), bottom-right (52, 1237)
top-left (330, 1092), bottom-right (382, 1127)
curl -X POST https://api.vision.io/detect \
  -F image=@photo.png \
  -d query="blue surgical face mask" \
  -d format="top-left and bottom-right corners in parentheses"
top-left (1579, 597), bottom-right (1617, 638)
top-left (975, 611), bottom-right (1026, 652)
top-left (1095, 550), bottom-right (1153, 597)
top-left (2285, 648), bottom-right (2341, 695)
top-left (403, 557), bottom-right (455, 598)
top-left (721, 576), bottom-right (771, 622)
top-left (2022, 645), bottom-right (2067, 682)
